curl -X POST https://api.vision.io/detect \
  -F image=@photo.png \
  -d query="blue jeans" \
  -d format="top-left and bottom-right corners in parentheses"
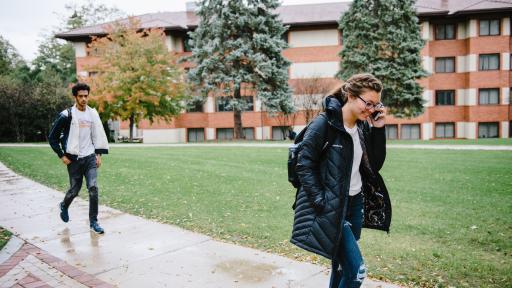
top-left (63, 154), bottom-right (99, 223)
top-left (329, 192), bottom-right (366, 288)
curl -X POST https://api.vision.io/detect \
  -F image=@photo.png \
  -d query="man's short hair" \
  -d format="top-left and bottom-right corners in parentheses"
top-left (72, 83), bottom-right (90, 96)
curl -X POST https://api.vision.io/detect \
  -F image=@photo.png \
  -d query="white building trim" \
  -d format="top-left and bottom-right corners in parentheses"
top-left (422, 122), bottom-right (433, 140)
top-left (73, 42), bottom-right (87, 57)
top-left (206, 128), bottom-right (215, 140)
top-left (134, 128), bottom-right (186, 143)
top-left (469, 19), bottom-right (478, 38)
top-left (255, 98), bottom-right (262, 112)
top-left (423, 90), bottom-right (433, 107)
top-left (205, 96), bottom-right (215, 113)
top-left (421, 21), bottom-right (431, 40)
top-left (422, 56), bottom-right (433, 74)
top-left (501, 52), bottom-right (510, 70)
top-left (456, 122), bottom-right (477, 139)
top-left (255, 126), bottom-right (271, 140)
top-left (503, 17), bottom-right (510, 36)
top-left (456, 56), bottom-right (468, 73)
top-left (165, 35), bottom-right (174, 52)
top-left (288, 29), bottom-right (339, 48)
top-left (290, 62), bottom-right (338, 79)
top-left (501, 121), bottom-right (510, 138)
top-left (501, 87), bottom-right (510, 105)
top-left (468, 54), bottom-right (477, 72)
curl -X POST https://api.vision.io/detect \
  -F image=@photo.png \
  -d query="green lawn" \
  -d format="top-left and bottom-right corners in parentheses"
top-left (388, 138), bottom-right (512, 146)
top-left (0, 147), bottom-right (510, 287)
top-left (0, 227), bottom-right (12, 250)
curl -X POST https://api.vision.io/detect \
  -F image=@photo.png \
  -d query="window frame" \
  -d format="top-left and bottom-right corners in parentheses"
top-left (479, 53), bottom-right (500, 71)
top-left (187, 128), bottom-right (205, 142)
top-left (216, 128), bottom-right (234, 141)
top-left (435, 57), bottom-right (456, 73)
top-left (479, 19), bottom-right (501, 36)
top-left (479, 88), bottom-right (500, 105)
top-left (435, 90), bottom-right (456, 106)
top-left (400, 124), bottom-right (421, 140)
top-left (435, 122), bottom-right (455, 139)
top-left (435, 23), bottom-right (456, 40)
top-left (385, 124), bottom-right (398, 140)
top-left (478, 122), bottom-right (499, 138)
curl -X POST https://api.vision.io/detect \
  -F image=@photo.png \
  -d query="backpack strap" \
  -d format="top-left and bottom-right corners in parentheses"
top-left (66, 107), bottom-right (72, 124)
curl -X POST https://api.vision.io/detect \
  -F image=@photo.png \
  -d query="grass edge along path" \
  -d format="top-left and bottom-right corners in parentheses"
top-left (0, 146), bottom-right (510, 287)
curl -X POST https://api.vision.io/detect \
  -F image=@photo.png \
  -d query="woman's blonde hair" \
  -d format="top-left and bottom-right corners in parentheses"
top-left (327, 73), bottom-right (383, 102)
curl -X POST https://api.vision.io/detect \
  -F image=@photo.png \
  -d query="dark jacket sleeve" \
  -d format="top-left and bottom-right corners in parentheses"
top-left (296, 115), bottom-right (328, 209)
top-left (48, 113), bottom-right (67, 158)
top-left (368, 125), bottom-right (386, 172)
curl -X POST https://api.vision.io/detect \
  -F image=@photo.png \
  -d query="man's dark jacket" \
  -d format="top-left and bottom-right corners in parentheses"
top-left (290, 96), bottom-right (392, 260)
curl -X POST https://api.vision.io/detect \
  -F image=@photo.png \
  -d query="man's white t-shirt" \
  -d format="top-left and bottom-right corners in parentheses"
top-left (344, 124), bottom-right (363, 196)
top-left (75, 109), bottom-right (95, 158)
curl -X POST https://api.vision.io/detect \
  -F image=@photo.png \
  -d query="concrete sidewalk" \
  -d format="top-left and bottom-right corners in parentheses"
top-left (0, 162), bottom-right (401, 288)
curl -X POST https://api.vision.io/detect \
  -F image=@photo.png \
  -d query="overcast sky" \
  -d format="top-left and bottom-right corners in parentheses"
top-left (0, 0), bottom-right (348, 62)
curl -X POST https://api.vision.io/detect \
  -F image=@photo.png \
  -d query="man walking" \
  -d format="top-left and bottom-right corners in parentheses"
top-left (49, 83), bottom-right (109, 234)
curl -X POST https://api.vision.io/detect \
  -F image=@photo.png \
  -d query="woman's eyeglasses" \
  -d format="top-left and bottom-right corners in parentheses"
top-left (357, 95), bottom-right (384, 111)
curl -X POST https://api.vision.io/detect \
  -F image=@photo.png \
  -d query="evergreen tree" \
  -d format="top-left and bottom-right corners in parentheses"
top-left (188, 0), bottom-right (293, 139)
top-left (338, 0), bottom-right (427, 118)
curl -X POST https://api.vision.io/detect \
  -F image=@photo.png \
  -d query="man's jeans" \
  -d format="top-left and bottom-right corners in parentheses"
top-left (329, 192), bottom-right (366, 288)
top-left (63, 154), bottom-right (99, 223)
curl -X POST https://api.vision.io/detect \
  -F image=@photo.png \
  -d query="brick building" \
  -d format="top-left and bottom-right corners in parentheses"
top-left (56, 1), bottom-right (512, 143)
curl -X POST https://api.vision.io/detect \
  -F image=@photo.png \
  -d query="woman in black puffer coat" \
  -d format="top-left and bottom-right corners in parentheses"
top-left (290, 73), bottom-right (392, 288)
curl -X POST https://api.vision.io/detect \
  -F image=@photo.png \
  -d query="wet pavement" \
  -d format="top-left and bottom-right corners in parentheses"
top-left (0, 162), bottom-right (402, 288)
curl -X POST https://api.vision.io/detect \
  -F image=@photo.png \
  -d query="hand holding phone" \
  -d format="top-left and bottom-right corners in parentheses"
top-left (370, 106), bottom-right (385, 128)
top-left (371, 110), bottom-right (382, 121)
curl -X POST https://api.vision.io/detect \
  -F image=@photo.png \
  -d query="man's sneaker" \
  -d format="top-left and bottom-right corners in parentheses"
top-left (59, 202), bottom-right (69, 223)
top-left (90, 222), bottom-right (105, 234)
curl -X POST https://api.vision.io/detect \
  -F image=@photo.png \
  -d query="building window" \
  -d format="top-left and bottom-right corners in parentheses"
top-left (479, 54), bottom-right (500, 70)
top-left (183, 34), bottom-right (192, 52)
top-left (386, 124), bottom-right (398, 140)
top-left (243, 96), bottom-right (254, 111)
top-left (187, 128), bottom-right (204, 142)
top-left (435, 90), bottom-right (455, 105)
top-left (216, 97), bottom-right (231, 112)
top-left (272, 126), bottom-right (288, 140)
top-left (479, 88), bottom-right (499, 105)
top-left (435, 123), bottom-right (455, 138)
top-left (400, 124), bottom-right (420, 140)
top-left (435, 57), bottom-right (455, 73)
top-left (479, 19), bottom-right (500, 36)
top-left (217, 128), bottom-right (234, 141)
top-left (243, 128), bottom-right (254, 140)
top-left (435, 23), bottom-right (455, 40)
top-left (186, 98), bottom-right (204, 112)
top-left (215, 96), bottom-right (254, 112)
top-left (281, 32), bottom-right (288, 44)
top-left (478, 122), bottom-right (499, 138)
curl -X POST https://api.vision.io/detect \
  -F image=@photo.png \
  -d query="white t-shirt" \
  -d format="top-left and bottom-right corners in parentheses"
top-left (75, 109), bottom-right (95, 158)
top-left (344, 124), bottom-right (362, 196)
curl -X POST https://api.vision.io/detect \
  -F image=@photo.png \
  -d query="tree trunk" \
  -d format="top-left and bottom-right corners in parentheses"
top-left (129, 113), bottom-right (135, 141)
top-left (233, 86), bottom-right (244, 139)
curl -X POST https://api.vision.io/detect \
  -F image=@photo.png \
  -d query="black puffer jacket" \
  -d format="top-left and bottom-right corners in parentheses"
top-left (290, 96), bottom-right (392, 260)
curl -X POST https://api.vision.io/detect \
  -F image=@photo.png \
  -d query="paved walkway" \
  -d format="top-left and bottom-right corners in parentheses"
top-left (0, 162), bottom-right (401, 288)
top-left (1, 142), bottom-right (512, 150)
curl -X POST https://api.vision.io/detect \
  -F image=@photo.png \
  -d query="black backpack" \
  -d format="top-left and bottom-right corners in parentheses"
top-left (287, 113), bottom-right (334, 209)
top-left (59, 107), bottom-right (73, 148)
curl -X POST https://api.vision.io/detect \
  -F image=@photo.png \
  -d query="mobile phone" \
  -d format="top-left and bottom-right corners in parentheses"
top-left (371, 111), bottom-right (382, 121)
